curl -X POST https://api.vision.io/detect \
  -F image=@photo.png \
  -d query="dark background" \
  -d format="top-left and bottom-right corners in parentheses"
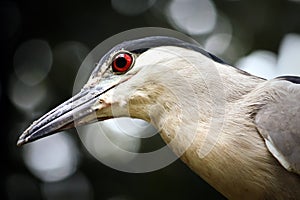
top-left (2, 0), bottom-right (300, 200)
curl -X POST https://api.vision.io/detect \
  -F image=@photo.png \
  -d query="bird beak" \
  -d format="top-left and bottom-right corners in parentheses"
top-left (17, 76), bottom-right (122, 146)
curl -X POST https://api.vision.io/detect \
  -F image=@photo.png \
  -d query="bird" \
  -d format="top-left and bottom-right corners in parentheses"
top-left (17, 36), bottom-right (300, 199)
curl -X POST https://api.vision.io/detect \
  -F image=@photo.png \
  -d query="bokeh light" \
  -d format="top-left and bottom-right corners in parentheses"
top-left (79, 120), bottom-right (141, 165)
top-left (13, 39), bottom-right (52, 86)
top-left (277, 33), bottom-right (300, 75)
top-left (22, 132), bottom-right (79, 182)
top-left (236, 33), bottom-right (300, 79)
top-left (166, 0), bottom-right (217, 35)
top-left (204, 33), bottom-right (232, 56)
top-left (236, 50), bottom-right (277, 79)
top-left (9, 76), bottom-right (47, 111)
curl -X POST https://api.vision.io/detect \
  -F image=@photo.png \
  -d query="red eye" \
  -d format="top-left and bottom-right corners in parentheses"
top-left (112, 53), bottom-right (133, 73)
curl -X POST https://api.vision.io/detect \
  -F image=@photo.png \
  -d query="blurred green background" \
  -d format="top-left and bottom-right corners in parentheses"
top-left (2, 0), bottom-right (300, 199)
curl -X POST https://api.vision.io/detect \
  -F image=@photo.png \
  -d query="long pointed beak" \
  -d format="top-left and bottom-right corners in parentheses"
top-left (17, 83), bottom-right (114, 146)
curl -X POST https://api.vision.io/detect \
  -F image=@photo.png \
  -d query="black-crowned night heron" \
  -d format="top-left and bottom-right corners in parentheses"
top-left (17, 36), bottom-right (300, 199)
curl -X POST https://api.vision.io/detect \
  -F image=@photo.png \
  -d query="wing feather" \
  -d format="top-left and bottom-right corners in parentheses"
top-left (255, 77), bottom-right (300, 175)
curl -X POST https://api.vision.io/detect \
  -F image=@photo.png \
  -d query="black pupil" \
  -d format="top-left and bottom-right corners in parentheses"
top-left (115, 57), bottom-right (127, 68)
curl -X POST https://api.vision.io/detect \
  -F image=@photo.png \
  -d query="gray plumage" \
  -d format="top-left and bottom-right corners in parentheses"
top-left (255, 77), bottom-right (300, 174)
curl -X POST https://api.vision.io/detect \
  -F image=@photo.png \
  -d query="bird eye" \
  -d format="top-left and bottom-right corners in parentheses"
top-left (112, 52), bottom-right (134, 73)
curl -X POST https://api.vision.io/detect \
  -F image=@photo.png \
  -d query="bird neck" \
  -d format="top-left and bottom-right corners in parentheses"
top-left (128, 60), bottom-right (269, 199)
top-left (125, 47), bottom-right (300, 199)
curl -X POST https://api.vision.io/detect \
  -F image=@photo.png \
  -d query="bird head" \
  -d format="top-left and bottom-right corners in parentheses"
top-left (17, 36), bottom-right (222, 146)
